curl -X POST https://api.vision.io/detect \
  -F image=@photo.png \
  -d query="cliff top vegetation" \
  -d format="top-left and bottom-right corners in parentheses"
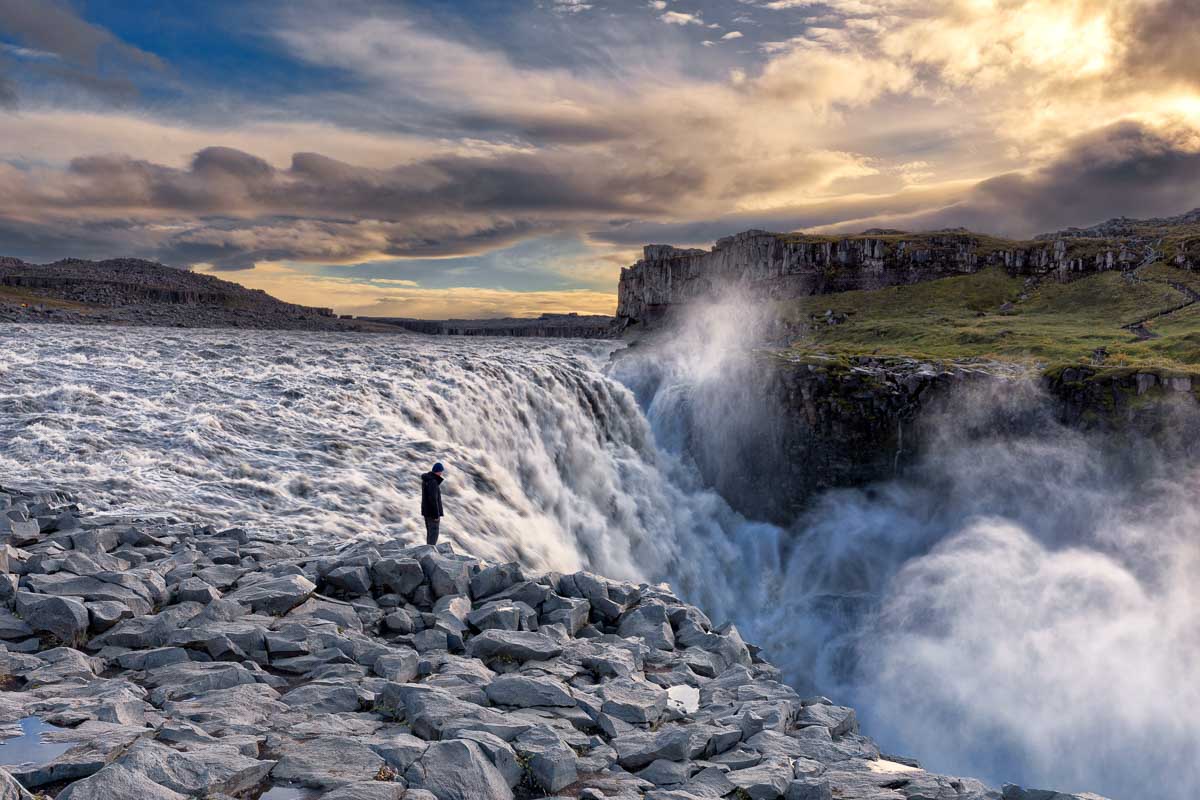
top-left (782, 263), bottom-right (1200, 373)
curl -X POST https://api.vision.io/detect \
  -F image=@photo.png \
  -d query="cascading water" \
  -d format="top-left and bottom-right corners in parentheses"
top-left (2, 321), bottom-right (1198, 799)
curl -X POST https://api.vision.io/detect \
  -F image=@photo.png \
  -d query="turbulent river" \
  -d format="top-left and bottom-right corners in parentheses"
top-left (2, 323), bottom-right (1198, 800)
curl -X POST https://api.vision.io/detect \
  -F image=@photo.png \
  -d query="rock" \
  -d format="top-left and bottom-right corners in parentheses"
top-left (466, 601), bottom-right (524, 632)
top-left (0, 609), bottom-right (33, 640)
top-left (786, 778), bottom-right (832, 800)
top-left (372, 558), bottom-right (426, 596)
top-left (225, 574), bottom-right (315, 615)
top-left (116, 739), bottom-right (274, 796)
top-left (470, 562), bottom-right (524, 600)
top-left (370, 732), bottom-right (429, 771)
top-left (374, 649), bottom-right (419, 683)
top-left (454, 730), bottom-right (522, 788)
top-left (271, 735), bottom-right (387, 788)
top-left (728, 758), bottom-right (794, 800)
top-left (86, 600), bottom-right (133, 633)
top-left (613, 728), bottom-right (692, 770)
top-left (484, 674), bottom-right (575, 708)
top-left (796, 704), bottom-right (857, 738)
top-left (466, 630), bottom-right (562, 662)
top-left (326, 565), bottom-right (372, 596)
top-left (174, 577), bottom-right (220, 604)
top-left (0, 769), bottom-right (32, 800)
top-left (383, 608), bottom-right (415, 634)
top-left (280, 682), bottom-right (363, 714)
top-left (114, 647), bottom-right (189, 671)
top-left (513, 726), bottom-right (577, 793)
top-left (601, 677), bottom-right (668, 725)
top-left (618, 603), bottom-right (675, 651)
top-left (14, 591), bottom-right (88, 643)
top-left (405, 739), bottom-right (513, 800)
top-left (419, 553), bottom-right (472, 599)
top-left (637, 758), bottom-right (690, 786)
top-left (320, 782), bottom-right (406, 799)
top-left (56, 763), bottom-right (187, 800)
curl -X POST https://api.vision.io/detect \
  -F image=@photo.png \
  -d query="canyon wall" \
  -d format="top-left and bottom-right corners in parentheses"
top-left (616, 230), bottom-right (1147, 327)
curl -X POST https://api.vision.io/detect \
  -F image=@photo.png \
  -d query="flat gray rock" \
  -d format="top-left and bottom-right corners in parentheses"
top-left (466, 630), bottom-right (562, 662)
top-left (55, 763), bottom-right (187, 800)
top-left (116, 739), bottom-right (274, 796)
top-left (271, 735), bottom-right (387, 788)
top-left (484, 674), bottom-right (575, 708)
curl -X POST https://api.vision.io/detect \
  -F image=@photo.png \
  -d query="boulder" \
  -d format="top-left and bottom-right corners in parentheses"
top-left (601, 677), bottom-right (668, 725)
top-left (270, 735), bottom-right (387, 788)
top-left (513, 726), bottom-right (577, 793)
top-left (326, 565), bottom-right (371, 596)
top-left (484, 674), bottom-right (575, 708)
top-left (405, 739), bottom-right (513, 800)
top-left (372, 558), bottom-right (426, 596)
top-left (116, 739), bottom-right (274, 796)
top-left (14, 591), bottom-right (88, 643)
top-left (55, 763), bottom-right (187, 800)
top-left (618, 603), bottom-right (675, 651)
top-left (320, 782), bottom-right (406, 800)
top-left (225, 575), bottom-right (315, 615)
top-left (466, 630), bottom-right (562, 663)
top-left (279, 682), bottom-right (363, 714)
top-left (470, 562), bottom-right (524, 600)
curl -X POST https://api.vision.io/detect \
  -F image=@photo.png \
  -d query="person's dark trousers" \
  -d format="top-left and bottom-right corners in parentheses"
top-left (424, 516), bottom-right (440, 545)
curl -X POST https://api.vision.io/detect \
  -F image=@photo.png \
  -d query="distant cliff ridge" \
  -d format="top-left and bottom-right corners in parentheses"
top-left (0, 256), bottom-right (404, 331)
top-left (616, 226), bottom-right (1197, 326)
top-left (365, 313), bottom-right (618, 339)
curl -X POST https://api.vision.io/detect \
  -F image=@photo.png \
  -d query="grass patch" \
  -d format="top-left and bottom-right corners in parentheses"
top-left (781, 265), bottom-right (1200, 371)
top-left (0, 286), bottom-right (95, 311)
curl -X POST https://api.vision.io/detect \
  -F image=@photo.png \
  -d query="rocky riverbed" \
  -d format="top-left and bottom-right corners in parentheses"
top-left (0, 484), bottom-right (1104, 800)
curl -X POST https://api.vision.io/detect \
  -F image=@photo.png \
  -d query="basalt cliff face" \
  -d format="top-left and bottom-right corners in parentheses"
top-left (616, 229), bottom-right (1186, 328)
top-left (613, 219), bottom-right (1200, 522)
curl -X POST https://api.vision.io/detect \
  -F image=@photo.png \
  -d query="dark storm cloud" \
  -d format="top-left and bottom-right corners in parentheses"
top-left (904, 121), bottom-right (1200, 238)
top-left (1119, 0), bottom-right (1200, 92)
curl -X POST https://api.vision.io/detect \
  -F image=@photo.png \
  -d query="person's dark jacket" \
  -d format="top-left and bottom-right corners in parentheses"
top-left (421, 471), bottom-right (444, 519)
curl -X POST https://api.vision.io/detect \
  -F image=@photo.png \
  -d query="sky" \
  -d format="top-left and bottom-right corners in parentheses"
top-left (2, 0), bottom-right (1200, 317)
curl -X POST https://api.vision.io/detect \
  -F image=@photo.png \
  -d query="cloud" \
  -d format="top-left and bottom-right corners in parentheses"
top-left (0, 0), bottom-right (164, 103)
top-left (660, 11), bottom-right (705, 25)
top-left (721, 31), bottom-right (744, 40)
top-left (850, 120), bottom-right (1200, 238)
top-left (209, 261), bottom-right (617, 318)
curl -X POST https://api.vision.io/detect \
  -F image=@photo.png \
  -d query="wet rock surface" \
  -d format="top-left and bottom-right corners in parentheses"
top-left (0, 484), bottom-right (1105, 800)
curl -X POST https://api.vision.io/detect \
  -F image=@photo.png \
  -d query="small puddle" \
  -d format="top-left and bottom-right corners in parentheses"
top-left (667, 684), bottom-right (700, 714)
top-left (0, 717), bottom-right (76, 766)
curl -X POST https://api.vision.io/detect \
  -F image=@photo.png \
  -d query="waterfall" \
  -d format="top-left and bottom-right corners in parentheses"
top-left (3, 321), bottom-right (1200, 798)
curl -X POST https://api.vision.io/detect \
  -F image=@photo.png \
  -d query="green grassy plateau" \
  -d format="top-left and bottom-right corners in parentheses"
top-left (782, 263), bottom-right (1200, 374)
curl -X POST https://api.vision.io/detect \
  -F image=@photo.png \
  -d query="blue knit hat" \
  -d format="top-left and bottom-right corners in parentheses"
top-left (432, 463), bottom-right (444, 473)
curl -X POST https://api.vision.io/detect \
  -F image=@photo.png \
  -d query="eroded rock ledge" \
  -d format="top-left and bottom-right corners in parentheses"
top-left (0, 485), bottom-right (1103, 800)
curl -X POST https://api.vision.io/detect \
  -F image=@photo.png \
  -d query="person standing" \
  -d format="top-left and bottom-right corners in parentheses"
top-left (420, 463), bottom-right (445, 545)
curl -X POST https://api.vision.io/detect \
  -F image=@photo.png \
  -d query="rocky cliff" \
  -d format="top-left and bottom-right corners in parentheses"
top-left (0, 483), bottom-right (1103, 799)
top-left (616, 229), bottom-right (1163, 327)
top-left (616, 344), bottom-right (1200, 525)
top-left (0, 256), bottom-right (373, 331)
